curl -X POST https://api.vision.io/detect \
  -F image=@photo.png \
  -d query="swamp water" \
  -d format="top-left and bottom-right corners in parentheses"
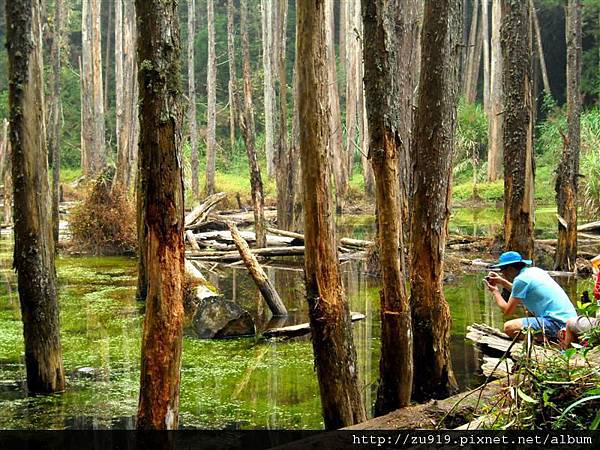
top-left (0, 208), bottom-right (595, 429)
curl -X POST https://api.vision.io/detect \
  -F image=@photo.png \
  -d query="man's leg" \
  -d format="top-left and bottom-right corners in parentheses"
top-left (503, 318), bottom-right (523, 337)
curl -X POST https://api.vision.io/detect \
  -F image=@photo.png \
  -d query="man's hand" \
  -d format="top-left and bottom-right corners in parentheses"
top-left (487, 271), bottom-right (510, 289)
top-left (484, 278), bottom-right (499, 294)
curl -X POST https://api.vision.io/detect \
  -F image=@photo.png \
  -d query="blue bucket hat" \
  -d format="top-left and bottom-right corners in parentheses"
top-left (490, 251), bottom-right (532, 269)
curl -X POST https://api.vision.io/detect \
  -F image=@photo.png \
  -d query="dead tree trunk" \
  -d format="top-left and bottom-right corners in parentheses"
top-left (188, 0), bottom-right (199, 199)
top-left (81, 0), bottom-right (106, 176)
top-left (363, 0), bottom-right (413, 415)
top-left (227, 0), bottom-right (238, 149)
top-left (297, 0), bottom-right (366, 429)
top-left (240, 0), bottom-right (266, 248)
top-left (50, 0), bottom-right (64, 245)
top-left (487, 0), bottom-right (503, 181)
top-left (228, 223), bottom-right (287, 316)
top-left (463, 0), bottom-right (479, 101)
top-left (481, 0), bottom-right (490, 114)
top-left (501, 0), bottom-right (535, 259)
top-left (135, 0), bottom-right (185, 430)
top-left (275, 0), bottom-right (294, 231)
top-left (530, 0), bottom-right (551, 97)
top-left (262, 0), bottom-right (276, 178)
top-left (205, 0), bottom-right (217, 196)
top-left (115, 0), bottom-right (125, 186)
top-left (289, 40), bottom-right (304, 232)
top-left (409, 0), bottom-right (461, 402)
top-left (555, 0), bottom-right (581, 271)
top-left (345, 0), bottom-right (358, 182)
top-left (325, 0), bottom-right (347, 212)
top-left (7, 0), bottom-right (65, 394)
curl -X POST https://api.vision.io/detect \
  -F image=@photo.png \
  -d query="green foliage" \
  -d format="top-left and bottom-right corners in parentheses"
top-left (453, 99), bottom-right (489, 184)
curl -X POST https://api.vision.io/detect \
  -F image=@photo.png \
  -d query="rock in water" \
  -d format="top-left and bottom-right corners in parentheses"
top-left (191, 297), bottom-right (256, 338)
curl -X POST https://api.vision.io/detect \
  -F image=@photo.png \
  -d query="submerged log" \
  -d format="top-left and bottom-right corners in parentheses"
top-left (228, 223), bottom-right (287, 316)
top-left (184, 192), bottom-right (227, 228)
top-left (186, 245), bottom-right (306, 261)
top-left (266, 226), bottom-right (374, 249)
top-left (263, 312), bottom-right (366, 339)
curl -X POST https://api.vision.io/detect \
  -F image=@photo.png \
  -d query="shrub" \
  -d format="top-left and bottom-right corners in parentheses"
top-left (69, 169), bottom-right (137, 255)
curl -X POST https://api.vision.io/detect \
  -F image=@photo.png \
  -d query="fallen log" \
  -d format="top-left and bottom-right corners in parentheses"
top-left (577, 220), bottom-right (600, 233)
top-left (185, 192), bottom-right (227, 228)
top-left (266, 226), bottom-right (374, 249)
top-left (263, 312), bottom-right (365, 339)
top-left (188, 229), bottom-right (296, 247)
top-left (228, 223), bottom-right (287, 316)
top-left (186, 245), bottom-right (306, 261)
top-left (185, 230), bottom-right (201, 252)
top-left (185, 259), bottom-right (220, 302)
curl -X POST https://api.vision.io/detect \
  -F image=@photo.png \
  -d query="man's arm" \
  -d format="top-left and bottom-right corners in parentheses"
top-left (485, 280), bottom-right (521, 315)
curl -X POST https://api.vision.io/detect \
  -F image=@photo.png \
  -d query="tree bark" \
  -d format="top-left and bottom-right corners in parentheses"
top-left (2, 126), bottom-right (12, 227)
top-left (297, 0), bottom-right (366, 429)
top-left (325, 0), bottom-right (347, 212)
top-left (104, 0), bottom-right (112, 116)
top-left (240, 0), bottom-right (266, 248)
top-left (50, 0), bottom-right (64, 246)
top-left (81, 0), bottom-right (106, 176)
top-left (362, 0), bottom-right (413, 415)
top-left (289, 41), bottom-right (304, 232)
top-left (409, 0), bottom-right (461, 402)
top-left (135, 0), bottom-right (185, 430)
top-left (7, 0), bottom-right (65, 394)
top-left (345, 0), bottom-right (358, 187)
top-left (205, 0), bottom-right (217, 196)
top-left (501, 0), bottom-right (535, 259)
top-left (115, 0), bottom-right (124, 184)
top-left (227, 0), bottom-right (238, 150)
top-left (188, 0), bottom-right (199, 199)
top-left (487, 0), bottom-right (503, 181)
top-left (530, 0), bottom-right (551, 97)
top-left (555, 0), bottom-right (581, 271)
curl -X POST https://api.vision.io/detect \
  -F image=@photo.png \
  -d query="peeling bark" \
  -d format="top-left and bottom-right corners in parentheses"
top-left (409, 0), bottom-right (461, 402)
top-left (135, 0), bottom-right (185, 429)
top-left (297, 0), bottom-right (366, 429)
top-left (7, 0), bottom-right (65, 394)
top-left (501, 0), bottom-right (535, 259)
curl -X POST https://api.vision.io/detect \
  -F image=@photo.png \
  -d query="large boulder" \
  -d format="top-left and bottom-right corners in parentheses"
top-left (191, 297), bottom-right (256, 339)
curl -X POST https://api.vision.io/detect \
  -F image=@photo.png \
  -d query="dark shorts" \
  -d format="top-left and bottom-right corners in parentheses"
top-left (520, 316), bottom-right (565, 339)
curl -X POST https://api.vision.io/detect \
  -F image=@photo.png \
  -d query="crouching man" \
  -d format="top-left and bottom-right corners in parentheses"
top-left (484, 251), bottom-right (577, 340)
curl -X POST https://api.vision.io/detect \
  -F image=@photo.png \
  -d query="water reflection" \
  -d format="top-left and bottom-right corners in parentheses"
top-left (0, 209), bottom-right (595, 430)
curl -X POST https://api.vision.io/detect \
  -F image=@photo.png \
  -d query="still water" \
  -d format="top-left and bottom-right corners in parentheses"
top-left (0, 208), bottom-right (594, 429)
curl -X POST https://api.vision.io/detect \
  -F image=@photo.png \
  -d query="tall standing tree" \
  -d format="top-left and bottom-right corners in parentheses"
top-left (363, 0), bottom-right (413, 415)
top-left (240, 0), bottom-right (266, 247)
top-left (345, 0), bottom-right (359, 186)
top-left (409, 0), bottom-right (461, 402)
top-left (487, 0), bottom-right (503, 181)
top-left (530, 0), bottom-right (551, 97)
top-left (49, 0), bottom-right (64, 245)
top-left (501, 0), bottom-right (535, 259)
top-left (297, 0), bottom-right (366, 429)
top-left (81, 0), bottom-right (106, 176)
top-left (555, 0), bottom-right (581, 271)
top-left (7, 0), bottom-right (65, 394)
top-left (227, 0), bottom-right (238, 149)
top-left (463, 0), bottom-right (479, 101)
top-left (262, 0), bottom-right (276, 178)
top-left (135, 0), bottom-right (185, 430)
top-left (188, 0), bottom-right (199, 199)
top-left (481, 0), bottom-right (490, 114)
top-left (205, 0), bottom-right (217, 196)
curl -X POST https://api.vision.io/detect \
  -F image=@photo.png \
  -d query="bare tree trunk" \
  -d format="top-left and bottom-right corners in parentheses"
top-left (530, 0), bottom-right (551, 97)
top-left (298, 0), bottom-right (366, 429)
top-left (205, 0), bottom-right (217, 196)
top-left (188, 0), bottom-right (199, 199)
top-left (325, 0), bottom-right (347, 212)
top-left (7, 0), bottom-right (65, 394)
top-left (345, 0), bottom-right (358, 186)
top-left (481, 0), bottom-right (490, 114)
top-left (501, 0), bottom-right (535, 259)
top-left (241, 0), bottom-right (266, 248)
top-left (487, 0), bottom-right (503, 181)
top-left (410, 0), bottom-right (461, 402)
top-left (290, 46), bottom-right (304, 232)
top-left (359, 89), bottom-right (375, 197)
top-left (124, 0), bottom-right (138, 191)
top-left (104, 0), bottom-right (112, 116)
top-left (339, 0), bottom-right (346, 89)
top-left (262, 0), bottom-right (276, 178)
top-left (81, 0), bottom-right (106, 176)
top-left (275, 0), bottom-right (294, 231)
top-left (115, 0), bottom-right (124, 184)
top-left (463, 0), bottom-right (479, 99)
top-left (363, 0), bottom-right (413, 415)
top-left (555, 0), bottom-right (581, 271)
top-left (135, 0), bottom-right (185, 430)
top-left (50, 0), bottom-right (64, 246)
top-left (227, 0), bottom-right (238, 149)
top-left (1, 120), bottom-right (12, 226)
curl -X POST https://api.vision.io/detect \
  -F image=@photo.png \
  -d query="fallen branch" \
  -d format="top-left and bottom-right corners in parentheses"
top-left (263, 312), bottom-right (365, 339)
top-left (185, 192), bottom-right (227, 228)
top-left (228, 223), bottom-right (287, 316)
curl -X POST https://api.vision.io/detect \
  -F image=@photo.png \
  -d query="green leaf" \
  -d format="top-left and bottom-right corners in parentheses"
top-left (591, 411), bottom-right (600, 430)
top-left (517, 388), bottom-right (538, 404)
top-left (557, 395), bottom-right (600, 426)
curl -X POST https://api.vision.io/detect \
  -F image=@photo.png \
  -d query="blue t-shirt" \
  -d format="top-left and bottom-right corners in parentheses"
top-left (511, 267), bottom-right (577, 323)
